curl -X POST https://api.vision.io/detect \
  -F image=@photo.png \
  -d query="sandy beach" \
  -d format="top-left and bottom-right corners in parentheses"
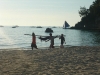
top-left (0, 46), bottom-right (100, 75)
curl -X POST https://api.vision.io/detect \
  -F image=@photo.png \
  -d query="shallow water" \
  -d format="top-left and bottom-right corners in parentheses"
top-left (0, 26), bottom-right (100, 49)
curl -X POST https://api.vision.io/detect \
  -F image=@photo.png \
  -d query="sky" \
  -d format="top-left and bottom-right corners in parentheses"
top-left (0, 0), bottom-right (95, 27)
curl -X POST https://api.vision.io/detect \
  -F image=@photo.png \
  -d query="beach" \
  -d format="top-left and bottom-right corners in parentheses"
top-left (0, 46), bottom-right (100, 75)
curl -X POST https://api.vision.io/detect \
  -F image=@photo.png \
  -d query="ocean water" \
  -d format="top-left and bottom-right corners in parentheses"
top-left (0, 26), bottom-right (100, 49)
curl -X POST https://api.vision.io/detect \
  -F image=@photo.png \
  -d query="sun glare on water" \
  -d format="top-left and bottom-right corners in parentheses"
top-left (0, 28), bottom-right (17, 48)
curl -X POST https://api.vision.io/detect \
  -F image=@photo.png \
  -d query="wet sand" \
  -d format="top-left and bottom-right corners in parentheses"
top-left (0, 46), bottom-right (100, 75)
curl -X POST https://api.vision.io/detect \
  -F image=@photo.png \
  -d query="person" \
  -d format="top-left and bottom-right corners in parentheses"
top-left (31, 32), bottom-right (38, 50)
top-left (59, 34), bottom-right (65, 48)
top-left (49, 33), bottom-right (54, 48)
top-left (38, 33), bottom-right (58, 49)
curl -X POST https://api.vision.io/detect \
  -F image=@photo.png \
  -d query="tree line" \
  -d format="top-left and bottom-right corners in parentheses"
top-left (73, 0), bottom-right (100, 29)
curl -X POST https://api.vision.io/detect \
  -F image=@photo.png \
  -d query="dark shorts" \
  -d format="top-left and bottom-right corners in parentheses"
top-left (31, 43), bottom-right (37, 48)
top-left (61, 41), bottom-right (63, 45)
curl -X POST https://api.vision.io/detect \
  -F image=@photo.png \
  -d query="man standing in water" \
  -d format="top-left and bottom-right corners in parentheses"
top-left (38, 33), bottom-right (58, 49)
top-left (59, 34), bottom-right (65, 48)
top-left (49, 33), bottom-right (54, 48)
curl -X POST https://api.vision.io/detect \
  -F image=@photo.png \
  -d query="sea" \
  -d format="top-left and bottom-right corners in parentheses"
top-left (0, 26), bottom-right (100, 49)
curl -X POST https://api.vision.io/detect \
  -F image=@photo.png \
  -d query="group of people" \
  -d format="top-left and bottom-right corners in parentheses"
top-left (31, 32), bottom-right (65, 50)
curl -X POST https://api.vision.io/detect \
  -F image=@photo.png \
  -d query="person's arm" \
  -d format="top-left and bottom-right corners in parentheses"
top-left (64, 37), bottom-right (65, 41)
top-left (24, 34), bottom-right (48, 36)
top-left (63, 37), bottom-right (66, 44)
top-left (53, 35), bottom-right (59, 39)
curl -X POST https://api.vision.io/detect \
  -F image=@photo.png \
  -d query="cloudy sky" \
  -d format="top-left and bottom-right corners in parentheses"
top-left (0, 0), bottom-right (95, 26)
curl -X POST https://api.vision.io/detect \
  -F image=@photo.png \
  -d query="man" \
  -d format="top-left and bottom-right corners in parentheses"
top-left (49, 33), bottom-right (54, 48)
top-left (59, 34), bottom-right (65, 48)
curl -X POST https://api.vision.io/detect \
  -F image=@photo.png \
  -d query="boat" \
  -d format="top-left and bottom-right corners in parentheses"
top-left (12, 25), bottom-right (19, 28)
top-left (36, 26), bottom-right (42, 28)
top-left (0, 25), bottom-right (4, 27)
top-left (52, 26), bottom-right (57, 28)
top-left (63, 21), bottom-right (70, 29)
top-left (30, 26), bottom-right (35, 28)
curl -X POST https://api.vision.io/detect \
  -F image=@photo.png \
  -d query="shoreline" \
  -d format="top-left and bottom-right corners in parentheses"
top-left (0, 45), bottom-right (99, 51)
top-left (0, 46), bottom-right (100, 75)
top-left (0, 45), bottom-right (73, 51)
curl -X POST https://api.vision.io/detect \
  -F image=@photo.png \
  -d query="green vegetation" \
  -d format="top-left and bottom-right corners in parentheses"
top-left (74, 0), bottom-right (100, 29)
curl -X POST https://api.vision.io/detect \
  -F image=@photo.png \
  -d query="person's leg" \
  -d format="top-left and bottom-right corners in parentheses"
top-left (31, 43), bottom-right (33, 50)
top-left (34, 44), bottom-right (38, 49)
top-left (50, 44), bottom-right (54, 48)
top-left (49, 44), bottom-right (52, 48)
top-left (52, 43), bottom-right (54, 48)
top-left (35, 45), bottom-right (38, 49)
top-left (60, 44), bottom-right (64, 48)
top-left (52, 45), bottom-right (54, 48)
top-left (32, 47), bottom-right (33, 50)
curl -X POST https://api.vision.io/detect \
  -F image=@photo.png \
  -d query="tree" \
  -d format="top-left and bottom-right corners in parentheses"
top-left (79, 7), bottom-right (89, 17)
top-left (75, 0), bottom-right (100, 29)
